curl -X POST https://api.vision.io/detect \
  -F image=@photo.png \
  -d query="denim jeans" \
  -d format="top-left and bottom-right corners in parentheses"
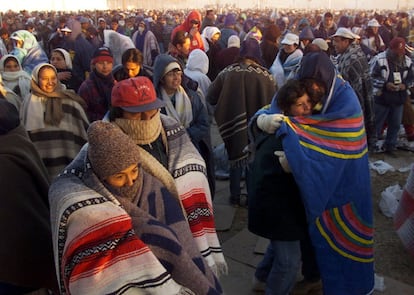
top-left (255, 240), bottom-right (301, 295)
top-left (375, 103), bottom-right (404, 150)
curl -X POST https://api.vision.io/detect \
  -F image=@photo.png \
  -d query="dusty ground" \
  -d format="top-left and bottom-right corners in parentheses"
top-left (218, 149), bottom-right (414, 287)
top-left (369, 150), bottom-right (414, 286)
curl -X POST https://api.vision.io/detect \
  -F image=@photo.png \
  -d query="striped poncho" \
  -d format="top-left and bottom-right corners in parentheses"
top-left (276, 76), bottom-right (375, 295)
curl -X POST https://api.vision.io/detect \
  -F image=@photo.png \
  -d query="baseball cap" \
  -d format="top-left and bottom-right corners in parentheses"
top-left (331, 27), bottom-right (357, 40)
top-left (281, 33), bottom-right (299, 45)
top-left (111, 76), bottom-right (165, 113)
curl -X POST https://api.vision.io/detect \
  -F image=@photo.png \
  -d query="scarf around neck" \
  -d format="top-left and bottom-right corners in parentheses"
top-left (29, 79), bottom-right (87, 126)
top-left (89, 69), bottom-right (115, 108)
top-left (115, 111), bottom-right (164, 145)
top-left (160, 86), bottom-right (193, 128)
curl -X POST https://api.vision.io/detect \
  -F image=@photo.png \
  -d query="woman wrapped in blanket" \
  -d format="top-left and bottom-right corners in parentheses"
top-left (254, 51), bottom-right (375, 295)
top-left (248, 79), bottom-right (323, 295)
top-left (48, 120), bottom-right (222, 295)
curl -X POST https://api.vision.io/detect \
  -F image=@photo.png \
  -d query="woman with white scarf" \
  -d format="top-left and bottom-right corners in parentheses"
top-left (20, 63), bottom-right (89, 180)
top-left (153, 53), bottom-right (215, 197)
top-left (270, 33), bottom-right (303, 89)
top-left (0, 54), bottom-right (31, 101)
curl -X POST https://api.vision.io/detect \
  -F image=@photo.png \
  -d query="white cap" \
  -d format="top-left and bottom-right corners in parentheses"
top-left (367, 19), bottom-right (381, 27)
top-left (312, 38), bottom-right (329, 51)
top-left (281, 33), bottom-right (299, 45)
top-left (331, 27), bottom-right (357, 40)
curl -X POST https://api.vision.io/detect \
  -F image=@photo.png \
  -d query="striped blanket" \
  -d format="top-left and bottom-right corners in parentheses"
top-left (276, 76), bottom-right (375, 295)
top-left (394, 164), bottom-right (414, 257)
top-left (49, 170), bottom-right (192, 295)
top-left (160, 115), bottom-right (227, 275)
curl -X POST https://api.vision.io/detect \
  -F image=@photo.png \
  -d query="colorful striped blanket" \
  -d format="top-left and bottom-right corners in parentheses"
top-left (160, 115), bottom-right (227, 276)
top-left (49, 172), bottom-right (189, 295)
top-left (276, 77), bottom-right (375, 294)
top-left (394, 164), bottom-right (414, 257)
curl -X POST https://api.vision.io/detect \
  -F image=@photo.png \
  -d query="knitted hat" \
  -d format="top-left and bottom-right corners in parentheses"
top-left (91, 47), bottom-right (113, 65)
top-left (389, 37), bottom-right (406, 55)
top-left (111, 76), bottom-right (165, 113)
top-left (162, 61), bottom-right (181, 77)
top-left (299, 26), bottom-right (314, 41)
top-left (0, 99), bottom-right (20, 135)
top-left (227, 35), bottom-right (240, 48)
top-left (87, 120), bottom-right (140, 180)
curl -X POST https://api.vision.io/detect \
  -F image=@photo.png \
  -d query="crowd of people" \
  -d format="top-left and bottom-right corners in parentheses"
top-left (1, 6), bottom-right (414, 295)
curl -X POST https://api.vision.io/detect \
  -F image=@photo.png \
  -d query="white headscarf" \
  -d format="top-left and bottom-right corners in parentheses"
top-left (0, 54), bottom-right (31, 100)
top-left (52, 48), bottom-right (73, 70)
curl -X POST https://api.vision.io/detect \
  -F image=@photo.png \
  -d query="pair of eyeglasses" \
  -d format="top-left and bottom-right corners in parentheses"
top-left (190, 20), bottom-right (200, 25)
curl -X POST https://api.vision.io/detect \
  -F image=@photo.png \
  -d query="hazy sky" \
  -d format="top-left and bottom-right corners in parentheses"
top-left (0, 0), bottom-right (411, 12)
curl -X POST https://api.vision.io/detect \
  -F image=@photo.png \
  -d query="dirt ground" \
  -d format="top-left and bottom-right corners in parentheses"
top-left (369, 150), bottom-right (414, 286)
top-left (218, 149), bottom-right (414, 287)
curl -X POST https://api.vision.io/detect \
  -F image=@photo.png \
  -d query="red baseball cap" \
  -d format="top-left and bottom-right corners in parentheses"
top-left (111, 76), bottom-right (165, 113)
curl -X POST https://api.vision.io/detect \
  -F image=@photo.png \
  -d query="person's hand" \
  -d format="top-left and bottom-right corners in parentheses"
top-left (57, 71), bottom-right (72, 81)
top-left (274, 151), bottom-right (291, 173)
top-left (189, 27), bottom-right (198, 37)
top-left (386, 82), bottom-right (405, 92)
top-left (256, 114), bottom-right (285, 134)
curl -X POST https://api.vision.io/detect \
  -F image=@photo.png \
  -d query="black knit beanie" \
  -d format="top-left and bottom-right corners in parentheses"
top-left (87, 120), bottom-right (140, 180)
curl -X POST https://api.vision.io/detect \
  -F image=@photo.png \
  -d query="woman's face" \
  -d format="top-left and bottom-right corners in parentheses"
top-left (105, 163), bottom-right (139, 187)
top-left (38, 67), bottom-right (57, 93)
top-left (4, 58), bottom-right (20, 72)
top-left (283, 44), bottom-right (297, 54)
top-left (289, 93), bottom-right (312, 116)
top-left (94, 60), bottom-right (113, 76)
top-left (50, 51), bottom-right (67, 70)
top-left (125, 61), bottom-right (141, 78)
top-left (211, 32), bottom-right (220, 43)
top-left (162, 69), bottom-right (182, 94)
